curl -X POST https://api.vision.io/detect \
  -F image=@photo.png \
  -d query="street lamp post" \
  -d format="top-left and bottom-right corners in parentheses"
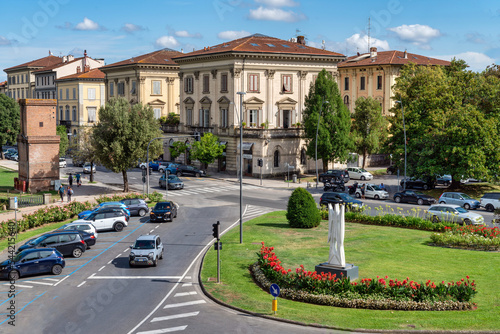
top-left (396, 101), bottom-right (407, 189)
top-left (237, 91), bottom-right (246, 244)
top-left (315, 98), bottom-right (326, 188)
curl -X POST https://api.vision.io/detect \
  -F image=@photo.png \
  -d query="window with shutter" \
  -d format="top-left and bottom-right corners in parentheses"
top-left (131, 81), bottom-right (136, 94)
top-left (282, 75), bottom-right (292, 92)
top-left (249, 109), bottom-right (258, 127)
top-left (360, 77), bottom-right (366, 90)
top-left (344, 77), bottom-right (349, 91)
top-left (72, 106), bottom-right (77, 121)
top-left (186, 108), bottom-right (192, 126)
top-left (221, 73), bottom-right (228, 92)
top-left (153, 108), bottom-right (161, 119)
top-left (109, 82), bottom-right (114, 96)
top-left (88, 107), bottom-right (97, 122)
top-left (65, 106), bottom-right (70, 120)
top-left (152, 80), bottom-right (161, 95)
top-left (203, 75), bottom-right (209, 93)
top-left (184, 77), bottom-right (193, 93)
top-left (221, 108), bottom-right (228, 128)
top-left (248, 74), bottom-right (259, 92)
top-left (377, 75), bottom-right (382, 90)
top-left (118, 82), bottom-right (125, 96)
top-left (88, 88), bottom-right (96, 100)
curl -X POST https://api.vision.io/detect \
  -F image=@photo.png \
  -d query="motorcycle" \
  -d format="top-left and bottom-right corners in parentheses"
top-left (324, 180), bottom-right (346, 192)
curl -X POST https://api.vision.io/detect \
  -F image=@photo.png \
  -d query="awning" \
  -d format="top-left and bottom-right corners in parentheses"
top-left (237, 142), bottom-right (254, 151)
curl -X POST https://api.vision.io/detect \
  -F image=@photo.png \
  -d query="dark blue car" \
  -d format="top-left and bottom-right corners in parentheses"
top-left (150, 201), bottom-right (177, 222)
top-left (0, 248), bottom-right (65, 280)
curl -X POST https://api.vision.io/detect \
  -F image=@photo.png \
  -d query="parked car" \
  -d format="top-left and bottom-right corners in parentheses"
top-left (17, 231), bottom-right (87, 258)
top-left (139, 161), bottom-right (166, 171)
top-left (4, 149), bottom-right (18, 160)
top-left (480, 192), bottom-right (500, 212)
top-left (10, 153), bottom-right (18, 161)
top-left (158, 162), bottom-right (180, 174)
top-left (347, 167), bottom-right (373, 181)
top-left (59, 158), bottom-right (67, 168)
top-left (0, 248), bottom-right (65, 280)
top-left (83, 162), bottom-right (96, 174)
top-left (159, 174), bottom-right (184, 190)
top-left (119, 198), bottom-right (149, 217)
top-left (386, 165), bottom-right (398, 175)
top-left (176, 165), bottom-right (206, 177)
top-left (394, 190), bottom-right (436, 205)
top-left (150, 201), bottom-right (177, 222)
top-left (400, 178), bottom-right (435, 190)
top-left (56, 221), bottom-right (98, 239)
top-left (72, 158), bottom-right (84, 167)
top-left (72, 210), bottom-right (129, 232)
top-left (318, 169), bottom-right (350, 183)
top-left (436, 175), bottom-right (452, 186)
top-left (78, 203), bottom-right (130, 219)
top-left (354, 183), bottom-right (389, 200)
top-left (438, 192), bottom-right (480, 210)
top-left (425, 204), bottom-right (485, 225)
top-left (319, 192), bottom-right (363, 212)
top-left (129, 234), bottom-right (163, 267)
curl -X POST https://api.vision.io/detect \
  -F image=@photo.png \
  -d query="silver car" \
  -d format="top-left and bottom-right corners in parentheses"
top-left (425, 204), bottom-right (484, 225)
top-left (129, 235), bottom-right (163, 267)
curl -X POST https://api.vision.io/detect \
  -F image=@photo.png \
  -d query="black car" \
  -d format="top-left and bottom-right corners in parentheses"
top-left (0, 248), bottom-right (65, 280)
top-left (319, 169), bottom-right (350, 183)
top-left (386, 165), bottom-right (398, 175)
top-left (319, 192), bottom-right (363, 212)
top-left (393, 190), bottom-right (436, 205)
top-left (150, 201), bottom-right (178, 222)
top-left (17, 231), bottom-right (87, 258)
top-left (120, 198), bottom-right (149, 217)
top-left (400, 178), bottom-right (435, 190)
top-left (176, 165), bottom-right (206, 177)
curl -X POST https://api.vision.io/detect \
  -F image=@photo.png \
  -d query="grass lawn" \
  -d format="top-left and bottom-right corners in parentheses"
top-left (426, 182), bottom-right (500, 201)
top-left (0, 220), bottom-right (71, 252)
top-left (201, 211), bottom-right (499, 331)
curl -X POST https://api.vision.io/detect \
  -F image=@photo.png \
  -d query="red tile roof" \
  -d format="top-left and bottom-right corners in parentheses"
top-left (33, 57), bottom-right (84, 73)
top-left (174, 33), bottom-right (345, 60)
top-left (0, 81), bottom-right (6, 87)
top-left (338, 50), bottom-right (450, 68)
top-left (4, 55), bottom-right (63, 72)
top-left (101, 49), bottom-right (182, 69)
top-left (56, 68), bottom-right (105, 81)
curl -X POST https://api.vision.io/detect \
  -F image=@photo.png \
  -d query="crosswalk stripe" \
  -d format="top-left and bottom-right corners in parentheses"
top-left (163, 300), bottom-right (206, 309)
top-left (136, 325), bottom-right (187, 334)
top-left (167, 184), bottom-right (261, 197)
top-left (174, 291), bottom-right (197, 297)
top-left (151, 311), bottom-right (199, 323)
top-left (181, 283), bottom-right (192, 287)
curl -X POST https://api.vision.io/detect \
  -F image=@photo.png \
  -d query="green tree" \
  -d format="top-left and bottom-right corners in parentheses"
top-left (286, 187), bottom-right (321, 228)
top-left (68, 129), bottom-right (99, 182)
top-left (170, 141), bottom-right (187, 162)
top-left (0, 94), bottom-right (20, 159)
top-left (190, 133), bottom-right (224, 169)
top-left (56, 125), bottom-right (69, 157)
top-left (92, 98), bottom-right (163, 192)
top-left (388, 60), bottom-right (500, 188)
top-left (351, 97), bottom-right (388, 168)
top-left (302, 69), bottom-right (352, 171)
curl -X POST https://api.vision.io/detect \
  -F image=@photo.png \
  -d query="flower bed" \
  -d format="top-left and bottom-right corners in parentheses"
top-left (430, 225), bottom-right (500, 251)
top-left (253, 243), bottom-right (476, 310)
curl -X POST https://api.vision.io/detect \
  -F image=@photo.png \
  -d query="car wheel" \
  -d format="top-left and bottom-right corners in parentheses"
top-left (355, 192), bottom-right (361, 198)
top-left (141, 165), bottom-right (146, 170)
top-left (374, 195), bottom-right (380, 199)
top-left (129, 261), bottom-right (135, 268)
top-left (432, 215), bottom-right (440, 223)
top-left (445, 181), bottom-right (450, 186)
top-left (72, 247), bottom-right (83, 258)
top-left (138, 209), bottom-right (147, 217)
top-left (417, 199), bottom-right (424, 205)
top-left (159, 251), bottom-right (163, 260)
top-left (8, 270), bottom-right (20, 280)
top-left (440, 201), bottom-right (446, 204)
top-left (486, 204), bottom-right (495, 212)
top-left (464, 203), bottom-right (471, 210)
top-left (153, 257), bottom-right (158, 267)
top-left (51, 264), bottom-right (63, 275)
top-left (423, 184), bottom-right (429, 190)
top-left (195, 172), bottom-right (200, 177)
top-left (176, 171), bottom-right (182, 177)
top-left (387, 170), bottom-right (393, 175)
top-left (361, 176), bottom-right (366, 181)
top-left (395, 196), bottom-right (401, 203)
top-left (114, 222), bottom-right (124, 232)
top-left (464, 218), bottom-right (472, 226)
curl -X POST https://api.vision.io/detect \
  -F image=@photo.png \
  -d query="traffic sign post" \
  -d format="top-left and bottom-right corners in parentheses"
top-left (270, 283), bottom-right (280, 315)
top-left (212, 221), bottom-right (221, 283)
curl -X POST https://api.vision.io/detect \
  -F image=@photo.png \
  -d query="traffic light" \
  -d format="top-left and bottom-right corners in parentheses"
top-left (194, 132), bottom-right (201, 141)
top-left (258, 159), bottom-right (263, 167)
top-left (212, 221), bottom-right (220, 239)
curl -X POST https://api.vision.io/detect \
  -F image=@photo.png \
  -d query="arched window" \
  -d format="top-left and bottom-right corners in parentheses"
top-left (274, 150), bottom-right (280, 168)
top-left (300, 148), bottom-right (307, 165)
top-left (343, 95), bottom-right (349, 107)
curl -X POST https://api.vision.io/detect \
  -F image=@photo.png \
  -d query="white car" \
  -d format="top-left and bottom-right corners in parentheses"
top-left (83, 162), bottom-right (96, 174)
top-left (57, 221), bottom-right (98, 238)
top-left (355, 183), bottom-right (389, 200)
top-left (347, 167), bottom-right (373, 181)
top-left (129, 234), bottom-right (163, 267)
top-left (425, 204), bottom-right (485, 225)
top-left (72, 211), bottom-right (128, 232)
top-left (59, 158), bottom-right (67, 168)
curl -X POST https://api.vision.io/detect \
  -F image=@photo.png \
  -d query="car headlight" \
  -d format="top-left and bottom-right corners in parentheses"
top-left (148, 252), bottom-right (154, 259)
top-left (130, 252), bottom-right (135, 258)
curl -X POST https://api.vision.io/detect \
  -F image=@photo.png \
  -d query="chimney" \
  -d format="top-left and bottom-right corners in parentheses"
top-left (67, 55), bottom-right (74, 62)
top-left (62, 55), bottom-right (67, 63)
top-left (370, 47), bottom-right (377, 62)
top-left (76, 66), bottom-right (81, 73)
top-left (404, 50), bottom-right (407, 59)
top-left (83, 49), bottom-right (87, 72)
top-left (296, 35), bottom-right (306, 45)
top-left (84, 65), bottom-right (90, 72)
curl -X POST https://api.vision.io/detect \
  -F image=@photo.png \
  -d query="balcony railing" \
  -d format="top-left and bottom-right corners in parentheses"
top-left (238, 127), bottom-right (302, 138)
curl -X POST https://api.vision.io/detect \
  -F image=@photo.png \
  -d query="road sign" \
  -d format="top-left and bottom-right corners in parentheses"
top-left (13, 197), bottom-right (18, 210)
top-left (270, 283), bottom-right (280, 297)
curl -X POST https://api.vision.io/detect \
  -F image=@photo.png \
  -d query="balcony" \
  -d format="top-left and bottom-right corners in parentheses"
top-left (237, 127), bottom-right (303, 139)
top-left (161, 124), bottom-right (179, 133)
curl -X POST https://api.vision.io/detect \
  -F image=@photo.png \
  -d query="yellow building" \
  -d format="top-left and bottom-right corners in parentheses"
top-left (338, 48), bottom-right (450, 115)
top-left (55, 68), bottom-right (105, 137)
top-left (99, 48), bottom-right (182, 118)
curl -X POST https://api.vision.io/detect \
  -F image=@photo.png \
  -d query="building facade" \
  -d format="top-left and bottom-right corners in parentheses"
top-left (338, 48), bottom-right (451, 115)
top-left (174, 34), bottom-right (345, 176)
top-left (0, 81), bottom-right (6, 95)
top-left (55, 69), bottom-right (105, 138)
top-left (99, 49), bottom-right (182, 119)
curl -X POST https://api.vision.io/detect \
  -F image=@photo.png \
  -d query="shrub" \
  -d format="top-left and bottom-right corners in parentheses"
top-left (430, 225), bottom-right (500, 251)
top-left (286, 188), bottom-right (320, 228)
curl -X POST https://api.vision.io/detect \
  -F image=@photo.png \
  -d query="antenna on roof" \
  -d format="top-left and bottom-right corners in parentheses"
top-left (367, 17), bottom-right (371, 53)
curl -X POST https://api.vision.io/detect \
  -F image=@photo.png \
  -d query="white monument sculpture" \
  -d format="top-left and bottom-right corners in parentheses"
top-left (327, 203), bottom-right (345, 267)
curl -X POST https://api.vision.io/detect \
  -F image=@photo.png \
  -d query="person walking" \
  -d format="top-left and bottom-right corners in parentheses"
top-left (361, 183), bottom-right (366, 199)
top-left (68, 173), bottom-right (73, 187)
top-left (58, 185), bottom-right (65, 202)
top-left (67, 186), bottom-right (73, 202)
top-left (76, 173), bottom-right (81, 187)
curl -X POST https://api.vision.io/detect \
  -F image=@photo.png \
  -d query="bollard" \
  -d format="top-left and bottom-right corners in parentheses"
top-left (272, 298), bottom-right (277, 315)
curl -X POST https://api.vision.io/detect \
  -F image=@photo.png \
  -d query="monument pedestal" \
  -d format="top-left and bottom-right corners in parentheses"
top-left (315, 263), bottom-right (358, 280)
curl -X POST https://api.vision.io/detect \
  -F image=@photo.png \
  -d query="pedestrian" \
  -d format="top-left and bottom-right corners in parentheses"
top-left (361, 183), bottom-right (366, 199)
top-left (68, 173), bottom-right (73, 186)
top-left (379, 182), bottom-right (385, 190)
top-left (67, 186), bottom-right (73, 202)
top-left (58, 185), bottom-right (65, 202)
top-left (76, 173), bottom-right (81, 187)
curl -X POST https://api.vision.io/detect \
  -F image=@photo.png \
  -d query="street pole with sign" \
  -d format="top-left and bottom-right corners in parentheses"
top-left (237, 91), bottom-right (246, 244)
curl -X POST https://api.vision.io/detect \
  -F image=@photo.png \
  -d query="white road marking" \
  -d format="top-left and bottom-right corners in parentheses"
top-left (53, 275), bottom-right (69, 286)
top-left (150, 229), bottom-right (154, 233)
top-left (173, 291), bottom-right (197, 297)
top-left (9, 284), bottom-right (33, 288)
top-left (23, 280), bottom-right (53, 286)
top-left (107, 259), bottom-right (113, 264)
top-left (42, 278), bottom-right (59, 282)
top-left (151, 311), bottom-right (199, 323)
top-left (77, 281), bottom-right (86, 287)
top-left (115, 253), bottom-right (122, 258)
top-left (88, 275), bottom-right (182, 280)
top-left (124, 248), bottom-right (130, 252)
top-left (136, 326), bottom-right (187, 334)
top-left (156, 225), bottom-right (160, 228)
top-left (181, 283), bottom-right (192, 287)
top-left (163, 300), bottom-right (206, 309)
top-left (185, 276), bottom-right (191, 280)
top-left (98, 266), bottom-right (105, 272)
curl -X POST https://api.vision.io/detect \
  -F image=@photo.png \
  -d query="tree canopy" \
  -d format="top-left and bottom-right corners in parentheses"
top-left (92, 98), bottom-right (163, 192)
top-left (387, 59), bottom-right (500, 187)
top-left (68, 129), bottom-right (100, 182)
top-left (56, 125), bottom-right (69, 157)
top-left (0, 94), bottom-right (20, 159)
top-left (302, 69), bottom-right (353, 171)
top-left (170, 141), bottom-right (187, 162)
top-left (190, 133), bottom-right (224, 169)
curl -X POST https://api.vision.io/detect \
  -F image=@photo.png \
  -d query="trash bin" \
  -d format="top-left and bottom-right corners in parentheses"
top-left (292, 174), bottom-right (297, 183)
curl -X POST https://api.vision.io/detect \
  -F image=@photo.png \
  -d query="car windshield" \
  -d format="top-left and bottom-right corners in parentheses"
top-left (155, 203), bottom-right (171, 210)
top-left (12, 252), bottom-right (26, 262)
top-left (414, 191), bottom-right (424, 195)
top-left (29, 236), bottom-right (45, 245)
top-left (338, 193), bottom-right (355, 201)
top-left (169, 177), bottom-right (180, 182)
top-left (456, 207), bottom-right (468, 213)
top-left (373, 185), bottom-right (382, 190)
top-left (359, 168), bottom-right (367, 172)
top-left (133, 240), bottom-right (155, 249)
top-left (461, 194), bottom-right (472, 199)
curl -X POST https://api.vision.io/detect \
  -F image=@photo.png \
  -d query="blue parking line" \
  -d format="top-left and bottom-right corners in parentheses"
top-left (0, 291), bottom-right (21, 306)
top-left (64, 265), bottom-right (81, 268)
top-left (0, 292), bottom-right (46, 326)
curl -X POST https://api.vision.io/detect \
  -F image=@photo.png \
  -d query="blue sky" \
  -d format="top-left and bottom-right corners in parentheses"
top-left (1, 0), bottom-right (499, 81)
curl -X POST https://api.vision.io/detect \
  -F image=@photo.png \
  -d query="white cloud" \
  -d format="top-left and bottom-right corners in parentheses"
top-left (217, 30), bottom-right (251, 40)
top-left (154, 35), bottom-right (179, 49)
top-left (0, 36), bottom-right (12, 46)
top-left (435, 51), bottom-right (496, 72)
top-left (388, 24), bottom-right (441, 48)
top-left (249, 6), bottom-right (305, 22)
top-left (74, 17), bottom-right (101, 31)
top-left (255, 0), bottom-right (298, 7)
top-left (174, 30), bottom-right (202, 39)
top-left (121, 23), bottom-right (146, 33)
